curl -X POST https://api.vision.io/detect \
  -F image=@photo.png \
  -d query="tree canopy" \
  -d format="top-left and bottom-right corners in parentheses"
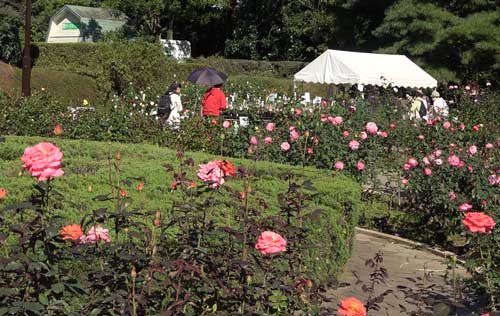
top-left (1, 0), bottom-right (498, 82)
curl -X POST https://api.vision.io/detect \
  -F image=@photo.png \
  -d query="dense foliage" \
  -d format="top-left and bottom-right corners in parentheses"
top-left (1, 0), bottom-right (498, 81)
top-left (0, 136), bottom-right (362, 315)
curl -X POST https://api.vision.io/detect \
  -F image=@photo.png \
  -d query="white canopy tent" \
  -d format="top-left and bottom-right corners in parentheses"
top-left (294, 50), bottom-right (437, 88)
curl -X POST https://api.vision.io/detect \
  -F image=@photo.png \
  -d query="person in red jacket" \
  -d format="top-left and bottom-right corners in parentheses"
top-left (201, 84), bottom-right (227, 117)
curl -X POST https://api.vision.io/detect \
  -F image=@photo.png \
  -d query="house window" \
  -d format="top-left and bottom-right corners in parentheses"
top-left (63, 22), bottom-right (80, 30)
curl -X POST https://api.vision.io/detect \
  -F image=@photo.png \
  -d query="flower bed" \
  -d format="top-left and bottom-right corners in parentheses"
top-left (0, 136), bottom-right (363, 315)
top-left (1, 83), bottom-right (499, 310)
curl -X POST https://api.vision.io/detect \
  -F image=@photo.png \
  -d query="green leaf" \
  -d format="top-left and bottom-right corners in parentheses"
top-left (51, 283), bottom-right (64, 294)
top-left (39, 293), bottom-right (49, 306)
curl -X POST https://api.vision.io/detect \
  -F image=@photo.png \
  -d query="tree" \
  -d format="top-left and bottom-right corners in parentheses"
top-left (373, 0), bottom-right (461, 80)
top-left (0, 14), bottom-right (22, 65)
top-left (436, 11), bottom-right (500, 81)
top-left (225, 0), bottom-right (338, 61)
top-left (0, 1), bottom-right (22, 65)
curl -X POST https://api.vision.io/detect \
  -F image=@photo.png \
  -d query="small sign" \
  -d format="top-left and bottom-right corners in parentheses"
top-left (63, 23), bottom-right (80, 30)
top-left (239, 116), bottom-right (249, 127)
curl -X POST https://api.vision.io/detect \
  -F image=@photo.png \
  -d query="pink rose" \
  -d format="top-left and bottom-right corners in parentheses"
top-left (402, 178), bottom-right (409, 186)
top-left (459, 123), bottom-right (465, 130)
top-left (472, 124), bottom-right (481, 131)
top-left (458, 161), bottom-right (465, 168)
top-left (366, 122), bottom-right (378, 135)
top-left (320, 114), bottom-right (328, 123)
top-left (222, 120), bottom-right (231, 128)
top-left (332, 116), bottom-right (343, 125)
top-left (80, 225), bottom-right (111, 244)
top-left (264, 137), bottom-right (273, 145)
top-left (424, 168), bottom-right (432, 176)
top-left (467, 165), bottom-right (473, 172)
top-left (467, 145), bottom-right (477, 156)
top-left (197, 161), bottom-right (225, 188)
top-left (327, 116), bottom-right (335, 124)
top-left (434, 159), bottom-right (443, 166)
top-left (21, 142), bottom-right (64, 181)
top-left (321, 100), bottom-right (328, 107)
top-left (356, 161), bottom-right (365, 171)
top-left (459, 203), bottom-right (473, 212)
top-left (255, 231), bottom-right (286, 254)
top-left (487, 175), bottom-right (497, 186)
top-left (449, 143), bottom-right (456, 148)
top-left (408, 158), bottom-right (418, 167)
top-left (443, 121), bottom-right (451, 129)
top-left (449, 191), bottom-right (457, 201)
top-left (360, 132), bottom-right (368, 140)
top-left (485, 143), bottom-right (493, 149)
top-left (281, 142), bottom-right (290, 152)
top-left (403, 163), bottom-right (411, 171)
top-left (266, 122), bottom-right (275, 132)
top-left (343, 130), bottom-right (350, 138)
top-left (334, 161), bottom-right (344, 170)
top-left (418, 134), bottom-right (425, 140)
top-left (448, 155), bottom-right (460, 167)
top-left (294, 108), bottom-right (302, 116)
top-left (290, 130), bottom-right (300, 142)
top-left (423, 157), bottom-right (430, 165)
top-left (289, 126), bottom-right (296, 131)
top-left (378, 131), bottom-right (388, 138)
top-left (307, 148), bottom-right (314, 155)
top-left (462, 212), bottom-right (496, 234)
top-left (249, 136), bottom-right (258, 145)
top-left (349, 140), bottom-right (360, 151)
top-left (433, 149), bottom-right (442, 158)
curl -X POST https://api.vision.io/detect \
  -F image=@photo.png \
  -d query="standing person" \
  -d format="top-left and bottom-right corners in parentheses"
top-left (431, 90), bottom-right (449, 118)
top-left (202, 84), bottom-right (227, 117)
top-left (165, 82), bottom-right (183, 128)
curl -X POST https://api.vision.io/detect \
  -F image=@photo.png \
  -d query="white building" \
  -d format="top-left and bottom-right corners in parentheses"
top-left (46, 5), bottom-right (127, 43)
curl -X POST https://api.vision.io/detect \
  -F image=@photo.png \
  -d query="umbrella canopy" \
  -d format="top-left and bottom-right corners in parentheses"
top-left (187, 67), bottom-right (227, 86)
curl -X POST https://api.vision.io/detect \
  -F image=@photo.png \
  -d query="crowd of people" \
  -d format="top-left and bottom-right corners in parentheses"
top-left (158, 81), bottom-right (228, 129)
top-left (156, 80), bottom-right (492, 129)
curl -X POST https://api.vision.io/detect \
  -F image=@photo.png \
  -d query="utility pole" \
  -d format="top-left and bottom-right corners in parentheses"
top-left (21, 0), bottom-right (32, 97)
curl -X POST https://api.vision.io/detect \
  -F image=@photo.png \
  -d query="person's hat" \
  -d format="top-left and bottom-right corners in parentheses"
top-left (431, 91), bottom-right (440, 98)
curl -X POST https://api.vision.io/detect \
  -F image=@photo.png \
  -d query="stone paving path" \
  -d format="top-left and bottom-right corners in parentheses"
top-left (324, 230), bottom-right (485, 316)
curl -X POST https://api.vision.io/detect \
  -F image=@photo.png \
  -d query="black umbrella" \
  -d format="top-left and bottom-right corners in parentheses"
top-left (187, 67), bottom-right (227, 86)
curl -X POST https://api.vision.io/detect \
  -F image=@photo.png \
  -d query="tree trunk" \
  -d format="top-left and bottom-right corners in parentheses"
top-left (21, 0), bottom-right (32, 97)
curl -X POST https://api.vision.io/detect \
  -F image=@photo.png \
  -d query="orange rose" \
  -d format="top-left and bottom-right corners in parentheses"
top-left (120, 189), bottom-right (127, 197)
top-left (60, 224), bottom-right (83, 241)
top-left (0, 188), bottom-right (7, 200)
top-left (137, 181), bottom-right (144, 192)
top-left (338, 297), bottom-right (366, 316)
top-left (219, 160), bottom-right (236, 177)
top-left (53, 124), bottom-right (62, 136)
top-left (462, 212), bottom-right (496, 234)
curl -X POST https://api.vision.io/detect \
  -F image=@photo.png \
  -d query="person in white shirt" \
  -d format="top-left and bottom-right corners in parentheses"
top-left (166, 82), bottom-right (183, 128)
top-left (431, 90), bottom-right (449, 118)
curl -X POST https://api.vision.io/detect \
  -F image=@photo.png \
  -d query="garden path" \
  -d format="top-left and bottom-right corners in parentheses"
top-left (325, 229), bottom-right (484, 316)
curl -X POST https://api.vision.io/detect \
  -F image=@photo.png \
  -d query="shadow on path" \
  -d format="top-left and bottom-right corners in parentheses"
top-left (324, 231), bottom-right (486, 316)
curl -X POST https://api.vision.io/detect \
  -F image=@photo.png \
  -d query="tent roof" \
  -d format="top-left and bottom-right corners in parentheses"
top-left (294, 50), bottom-right (437, 88)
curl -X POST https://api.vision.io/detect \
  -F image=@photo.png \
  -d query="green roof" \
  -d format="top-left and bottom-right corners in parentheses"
top-left (63, 5), bottom-right (127, 21)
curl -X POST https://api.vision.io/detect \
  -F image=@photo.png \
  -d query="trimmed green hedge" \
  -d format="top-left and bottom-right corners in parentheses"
top-left (0, 135), bottom-right (363, 283)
